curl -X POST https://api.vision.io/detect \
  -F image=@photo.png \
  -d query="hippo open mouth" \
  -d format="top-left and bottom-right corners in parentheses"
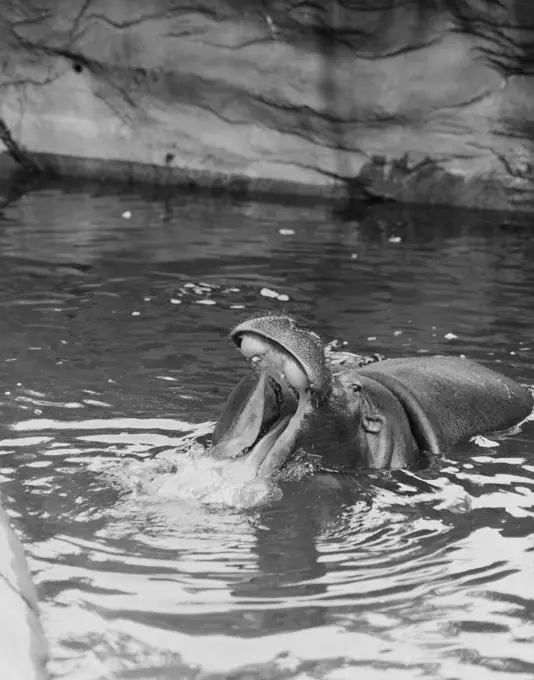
top-left (210, 316), bottom-right (328, 477)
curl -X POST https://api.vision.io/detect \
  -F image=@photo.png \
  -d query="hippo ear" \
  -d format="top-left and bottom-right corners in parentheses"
top-left (353, 382), bottom-right (386, 434)
top-left (362, 413), bottom-right (386, 434)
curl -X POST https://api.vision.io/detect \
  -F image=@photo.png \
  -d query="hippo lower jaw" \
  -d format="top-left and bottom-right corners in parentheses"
top-left (210, 333), bottom-right (315, 476)
top-left (247, 386), bottom-right (313, 476)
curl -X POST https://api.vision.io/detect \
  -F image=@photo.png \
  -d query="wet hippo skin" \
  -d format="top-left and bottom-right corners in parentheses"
top-left (212, 315), bottom-right (534, 474)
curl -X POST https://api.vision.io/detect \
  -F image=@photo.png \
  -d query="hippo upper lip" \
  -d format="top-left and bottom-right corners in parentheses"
top-left (230, 315), bottom-right (330, 394)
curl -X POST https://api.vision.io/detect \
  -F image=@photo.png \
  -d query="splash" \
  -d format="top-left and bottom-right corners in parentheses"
top-left (105, 442), bottom-right (282, 509)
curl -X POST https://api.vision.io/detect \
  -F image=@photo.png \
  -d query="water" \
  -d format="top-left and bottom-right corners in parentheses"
top-left (0, 181), bottom-right (533, 679)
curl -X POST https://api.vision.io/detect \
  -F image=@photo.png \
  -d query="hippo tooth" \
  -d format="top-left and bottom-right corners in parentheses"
top-left (239, 334), bottom-right (270, 359)
top-left (283, 357), bottom-right (310, 393)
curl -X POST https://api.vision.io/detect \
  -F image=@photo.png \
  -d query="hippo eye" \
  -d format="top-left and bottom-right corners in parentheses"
top-left (351, 383), bottom-right (362, 394)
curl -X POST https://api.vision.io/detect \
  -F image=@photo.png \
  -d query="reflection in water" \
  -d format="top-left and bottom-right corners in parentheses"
top-left (0, 181), bottom-right (534, 679)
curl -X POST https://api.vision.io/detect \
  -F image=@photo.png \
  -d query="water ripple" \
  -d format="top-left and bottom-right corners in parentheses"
top-left (1, 186), bottom-right (534, 679)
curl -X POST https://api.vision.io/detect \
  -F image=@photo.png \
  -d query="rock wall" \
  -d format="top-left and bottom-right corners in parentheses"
top-left (1, 0), bottom-right (534, 211)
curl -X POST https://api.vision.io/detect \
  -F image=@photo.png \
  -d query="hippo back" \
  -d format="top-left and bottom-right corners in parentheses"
top-left (359, 356), bottom-right (533, 448)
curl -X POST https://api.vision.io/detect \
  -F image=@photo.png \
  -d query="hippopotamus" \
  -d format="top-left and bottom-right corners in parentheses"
top-left (211, 315), bottom-right (533, 476)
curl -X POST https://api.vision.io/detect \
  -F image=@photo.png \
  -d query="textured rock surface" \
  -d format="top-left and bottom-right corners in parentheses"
top-left (1, 0), bottom-right (534, 211)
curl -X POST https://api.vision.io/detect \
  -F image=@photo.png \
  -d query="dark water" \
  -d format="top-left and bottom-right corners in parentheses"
top-left (1, 183), bottom-right (534, 679)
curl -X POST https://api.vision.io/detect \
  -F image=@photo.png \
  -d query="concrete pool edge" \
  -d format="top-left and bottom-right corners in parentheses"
top-left (0, 503), bottom-right (48, 680)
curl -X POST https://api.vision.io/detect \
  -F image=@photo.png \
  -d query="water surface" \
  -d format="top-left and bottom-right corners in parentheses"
top-left (1, 182), bottom-right (534, 679)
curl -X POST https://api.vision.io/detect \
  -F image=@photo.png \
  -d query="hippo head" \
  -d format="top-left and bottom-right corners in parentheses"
top-left (210, 315), bottom-right (417, 477)
top-left (210, 315), bottom-right (329, 476)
